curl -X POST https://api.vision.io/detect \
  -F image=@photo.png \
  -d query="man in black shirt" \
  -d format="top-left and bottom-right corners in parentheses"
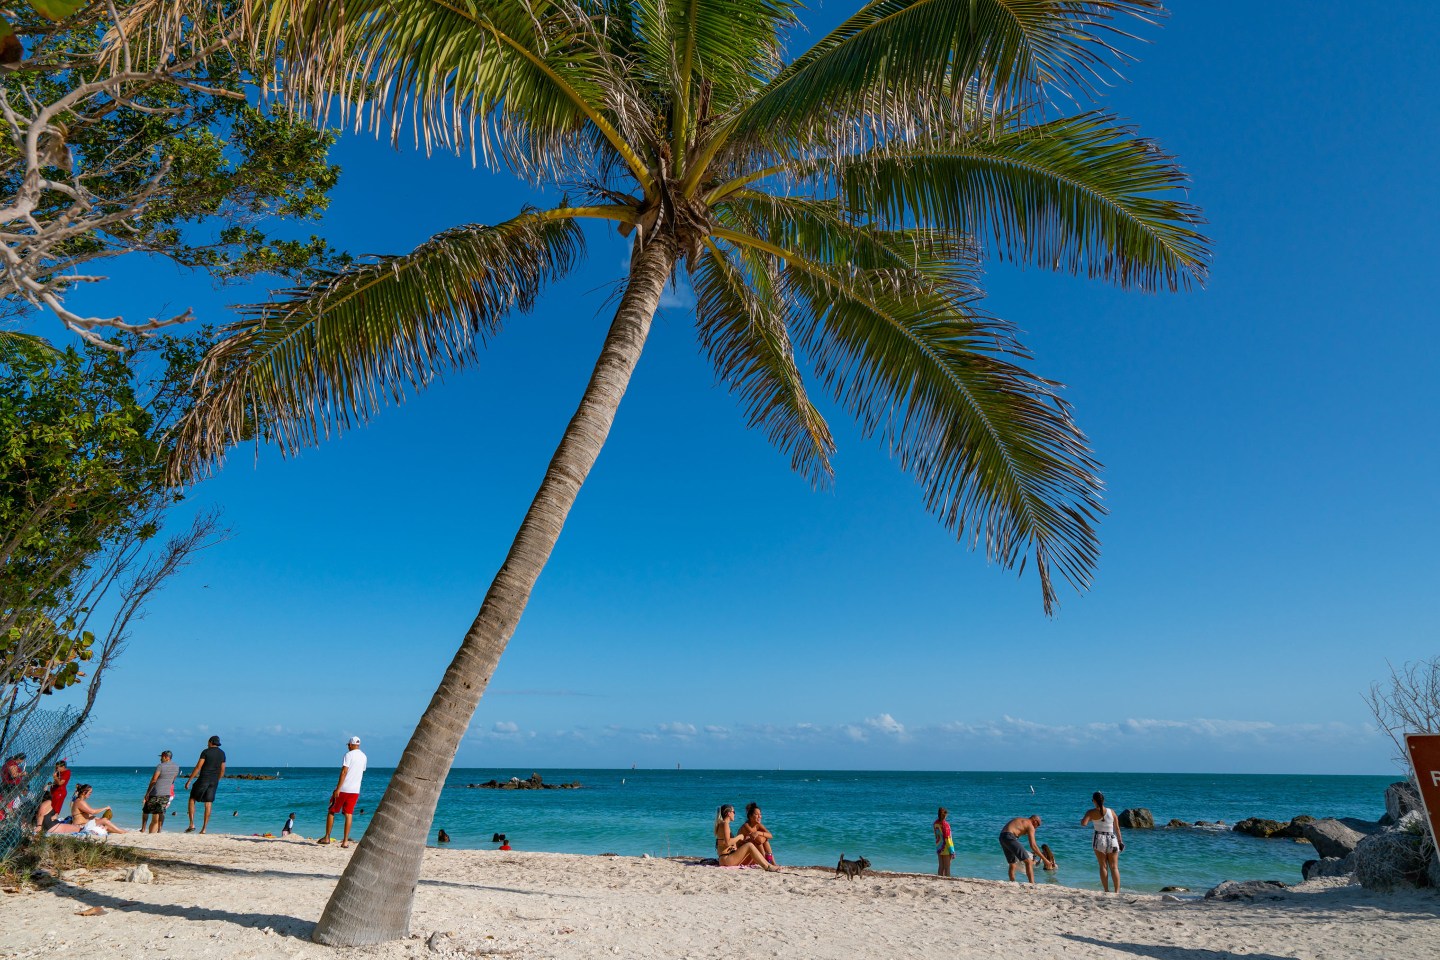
top-left (183, 735), bottom-right (226, 833)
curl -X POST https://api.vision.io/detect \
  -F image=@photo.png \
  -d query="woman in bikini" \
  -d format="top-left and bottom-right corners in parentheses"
top-left (933, 807), bottom-right (955, 876)
top-left (737, 802), bottom-right (777, 865)
top-left (1081, 791), bottom-right (1122, 892)
top-left (714, 804), bottom-right (774, 870)
top-left (70, 784), bottom-right (126, 834)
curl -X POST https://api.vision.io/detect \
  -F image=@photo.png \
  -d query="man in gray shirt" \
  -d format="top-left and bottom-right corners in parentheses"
top-left (143, 750), bottom-right (180, 833)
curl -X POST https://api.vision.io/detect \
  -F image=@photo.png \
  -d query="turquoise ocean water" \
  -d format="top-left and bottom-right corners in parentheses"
top-left (67, 767), bottom-right (1390, 892)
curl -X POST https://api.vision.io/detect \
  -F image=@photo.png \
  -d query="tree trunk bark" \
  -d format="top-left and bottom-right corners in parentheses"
top-left (312, 235), bottom-right (678, 947)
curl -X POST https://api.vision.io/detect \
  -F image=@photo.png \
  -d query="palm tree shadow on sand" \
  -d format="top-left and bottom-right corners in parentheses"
top-left (1060, 934), bottom-right (1299, 960)
top-left (49, 880), bottom-right (316, 940)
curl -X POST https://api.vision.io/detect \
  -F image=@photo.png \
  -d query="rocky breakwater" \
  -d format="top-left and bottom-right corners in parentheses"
top-left (1201, 779), bottom-right (1440, 892)
top-left (225, 774), bottom-right (280, 781)
top-left (466, 773), bottom-right (582, 790)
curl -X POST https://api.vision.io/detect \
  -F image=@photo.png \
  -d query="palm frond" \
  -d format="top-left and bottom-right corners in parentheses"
top-left (0, 329), bottom-right (59, 361)
top-left (843, 112), bottom-right (1209, 291)
top-left (691, 238), bottom-right (834, 484)
top-left (253, 0), bottom-right (650, 184)
top-left (714, 222), bottom-right (1102, 613)
top-left (717, 0), bottom-right (1162, 158)
top-left (170, 210), bottom-right (585, 479)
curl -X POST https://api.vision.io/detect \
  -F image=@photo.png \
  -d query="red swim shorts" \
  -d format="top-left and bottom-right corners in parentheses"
top-left (329, 792), bottom-right (359, 815)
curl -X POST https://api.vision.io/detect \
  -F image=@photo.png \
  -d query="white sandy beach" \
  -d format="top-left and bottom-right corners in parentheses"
top-left (3, 832), bottom-right (1437, 960)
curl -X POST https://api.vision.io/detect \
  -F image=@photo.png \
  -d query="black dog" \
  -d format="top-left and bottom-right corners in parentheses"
top-left (835, 854), bottom-right (871, 880)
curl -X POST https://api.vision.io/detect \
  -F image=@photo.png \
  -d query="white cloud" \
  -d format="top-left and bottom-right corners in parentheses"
top-left (657, 722), bottom-right (697, 738)
top-left (865, 713), bottom-right (906, 738)
top-left (492, 721), bottom-right (520, 734)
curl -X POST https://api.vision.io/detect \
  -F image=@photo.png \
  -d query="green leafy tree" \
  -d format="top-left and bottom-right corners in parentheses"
top-left (0, 334), bottom-right (220, 749)
top-left (0, 2), bottom-right (345, 346)
top-left (175, 0), bottom-right (1210, 943)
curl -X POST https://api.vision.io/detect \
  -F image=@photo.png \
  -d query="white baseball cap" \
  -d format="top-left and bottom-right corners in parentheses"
top-left (348, 736), bottom-right (361, 745)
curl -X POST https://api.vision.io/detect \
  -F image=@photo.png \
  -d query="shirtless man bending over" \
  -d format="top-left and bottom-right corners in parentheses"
top-left (998, 814), bottom-right (1045, 883)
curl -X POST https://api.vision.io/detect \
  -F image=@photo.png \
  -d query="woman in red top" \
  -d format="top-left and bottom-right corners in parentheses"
top-left (49, 759), bottom-right (70, 812)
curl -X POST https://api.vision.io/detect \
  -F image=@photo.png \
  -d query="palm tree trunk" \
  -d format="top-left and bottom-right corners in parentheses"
top-left (312, 235), bottom-right (679, 947)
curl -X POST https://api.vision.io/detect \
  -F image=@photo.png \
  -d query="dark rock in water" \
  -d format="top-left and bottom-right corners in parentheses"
top-left (465, 774), bottom-right (582, 790)
top-left (1384, 781), bottom-right (1422, 825)
top-left (1301, 819), bottom-right (1365, 859)
top-left (1117, 808), bottom-right (1154, 829)
top-left (1166, 819), bottom-right (1189, 829)
top-left (1233, 817), bottom-right (1288, 838)
top-left (1302, 855), bottom-right (1355, 880)
top-left (1278, 815), bottom-right (1316, 838)
top-left (1204, 880), bottom-right (1288, 901)
top-left (1159, 885), bottom-right (1190, 893)
top-left (225, 774), bottom-right (279, 781)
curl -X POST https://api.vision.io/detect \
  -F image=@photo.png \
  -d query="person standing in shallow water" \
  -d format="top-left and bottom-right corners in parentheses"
top-left (1081, 791), bottom-right (1123, 892)
top-left (998, 814), bottom-right (1044, 883)
top-left (934, 807), bottom-right (955, 877)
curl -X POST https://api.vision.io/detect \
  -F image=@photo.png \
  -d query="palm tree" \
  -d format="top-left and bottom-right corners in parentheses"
top-left (175, 0), bottom-right (1207, 945)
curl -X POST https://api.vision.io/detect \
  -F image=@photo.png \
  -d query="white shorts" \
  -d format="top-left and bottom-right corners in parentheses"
top-left (1093, 832), bottom-right (1120, 854)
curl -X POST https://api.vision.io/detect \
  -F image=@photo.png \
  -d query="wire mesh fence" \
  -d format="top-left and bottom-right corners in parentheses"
top-left (0, 703), bottom-right (88, 858)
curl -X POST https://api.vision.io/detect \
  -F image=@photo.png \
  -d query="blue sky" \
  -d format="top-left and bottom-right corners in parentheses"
top-left (32, 2), bottom-right (1440, 774)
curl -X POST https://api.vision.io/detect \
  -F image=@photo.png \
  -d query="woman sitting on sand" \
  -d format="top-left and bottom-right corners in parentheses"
top-left (737, 802), bottom-right (777, 865)
top-left (70, 784), bottom-right (126, 835)
top-left (714, 805), bottom-right (775, 870)
top-left (32, 787), bottom-right (60, 834)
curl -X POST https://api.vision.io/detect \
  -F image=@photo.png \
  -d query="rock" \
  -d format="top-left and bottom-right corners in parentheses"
top-left (466, 774), bottom-right (582, 790)
top-left (1166, 819), bottom-right (1189, 829)
top-left (1159, 885), bottom-right (1189, 892)
top-left (59, 869), bottom-right (89, 882)
top-left (427, 931), bottom-right (450, 952)
top-left (1337, 816), bottom-right (1384, 836)
top-left (1204, 880), bottom-right (1287, 901)
top-left (1301, 855), bottom-right (1355, 880)
top-left (1161, 894), bottom-right (1186, 902)
top-left (122, 865), bottom-right (153, 884)
top-left (1353, 828), bottom-right (1430, 890)
top-left (1233, 818), bottom-right (1288, 838)
top-left (1301, 819), bottom-right (1365, 859)
top-left (1385, 781), bottom-right (1423, 824)
top-left (1278, 815), bottom-right (1316, 838)
top-left (1117, 808), bottom-right (1154, 829)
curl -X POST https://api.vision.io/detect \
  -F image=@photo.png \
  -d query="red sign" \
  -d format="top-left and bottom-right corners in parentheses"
top-left (1405, 734), bottom-right (1440, 846)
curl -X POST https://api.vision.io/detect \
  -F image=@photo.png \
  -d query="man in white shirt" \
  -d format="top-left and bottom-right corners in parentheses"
top-left (319, 736), bottom-right (368, 848)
